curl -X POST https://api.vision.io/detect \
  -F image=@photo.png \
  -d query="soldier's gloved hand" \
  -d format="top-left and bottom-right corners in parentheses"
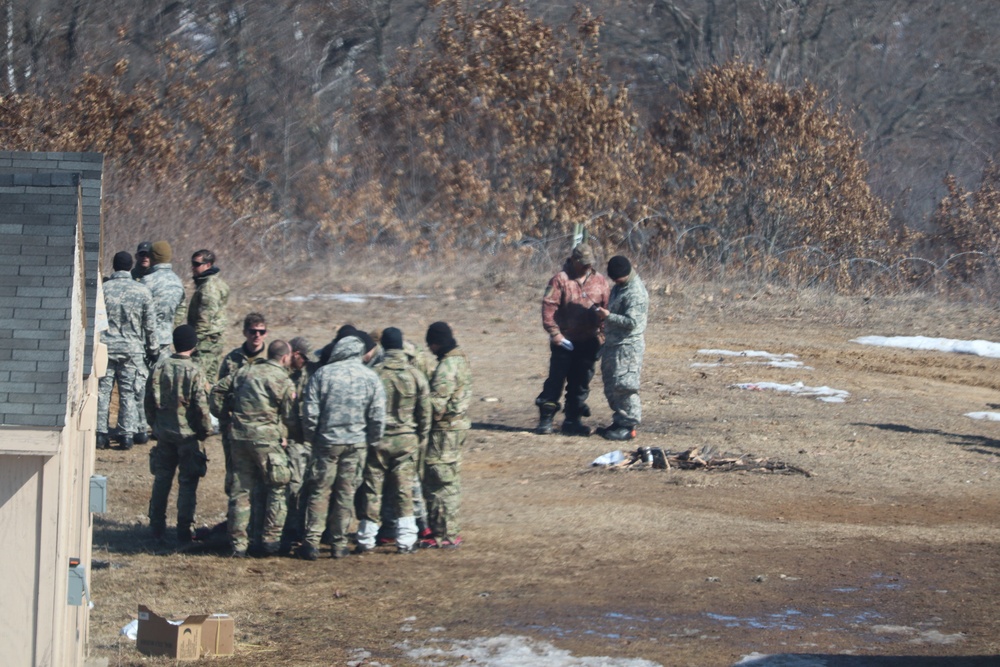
top-left (560, 338), bottom-right (574, 351)
top-left (145, 349), bottom-right (159, 366)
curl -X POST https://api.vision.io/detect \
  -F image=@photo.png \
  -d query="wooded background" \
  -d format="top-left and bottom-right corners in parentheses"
top-left (2, 0), bottom-right (997, 292)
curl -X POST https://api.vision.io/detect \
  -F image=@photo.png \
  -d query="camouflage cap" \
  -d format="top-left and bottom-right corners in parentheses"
top-left (571, 243), bottom-right (594, 266)
top-left (289, 336), bottom-right (316, 360)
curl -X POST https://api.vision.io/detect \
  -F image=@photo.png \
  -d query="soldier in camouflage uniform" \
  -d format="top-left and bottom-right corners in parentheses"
top-left (356, 328), bottom-right (431, 554)
top-left (187, 249), bottom-right (230, 384)
top-left (133, 240), bottom-right (187, 444)
top-left (98, 251), bottom-right (156, 450)
top-left (419, 322), bottom-right (473, 549)
top-left (594, 256), bottom-right (649, 441)
top-left (215, 313), bottom-right (269, 496)
top-left (373, 337), bottom-right (435, 544)
top-left (145, 325), bottom-right (212, 544)
top-left (219, 340), bottom-right (297, 557)
top-left (131, 241), bottom-right (152, 281)
top-left (298, 336), bottom-right (385, 560)
top-left (281, 336), bottom-right (319, 551)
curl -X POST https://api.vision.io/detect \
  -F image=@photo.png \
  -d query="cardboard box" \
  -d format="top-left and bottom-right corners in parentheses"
top-left (136, 605), bottom-right (235, 660)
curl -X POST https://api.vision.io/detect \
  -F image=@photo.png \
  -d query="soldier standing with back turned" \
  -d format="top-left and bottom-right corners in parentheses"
top-left (145, 325), bottom-right (212, 544)
top-left (98, 251), bottom-right (156, 450)
top-left (224, 340), bottom-right (297, 558)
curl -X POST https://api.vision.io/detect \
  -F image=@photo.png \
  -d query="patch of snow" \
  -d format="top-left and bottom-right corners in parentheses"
top-left (734, 654), bottom-right (828, 666)
top-left (284, 292), bottom-right (428, 304)
top-left (695, 349), bottom-right (811, 370)
top-left (965, 412), bottom-right (1000, 421)
top-left (909, 629), bottom-right (965, 645)
top-left (402, 635), bottom-right (661, 666)
top-left (852, 335), bottom-right (1000, 358)
top-left (732, 381), bottom-right (849, 403)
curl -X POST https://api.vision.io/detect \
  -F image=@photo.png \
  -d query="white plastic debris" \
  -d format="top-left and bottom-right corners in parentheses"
top-left (592, 450), bottom-right (625, 466)
top-left (121, 619), bottom-right (138, 640)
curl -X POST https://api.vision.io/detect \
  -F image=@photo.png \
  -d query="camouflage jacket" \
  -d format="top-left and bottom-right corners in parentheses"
top-left (102, 270), bottom-right (156, 356)
top-left (429, 346), bottom-right (473, 431)
top-left (187, 268), bottom-right (229, 340)
top-left (224, 358), bottom-right (296, 444)
top-left (402, 340), bottom-right (436, 380)
top-left (302, 337), bottom-right (385, 448)
top-left (604, 271), bottom-right (649, 348)
top-left (219, 343), bottom-right (267, 381)
top-left (144, 354), bottom-right (212, 440)
top-left (141, 263), bottom-right (186, 348)
top-left (542, 262), bottom-right (611, 342)
top-left (287, 360), bottom-right (319, 443)
top-left (378, 349), bottom-right (431, 439)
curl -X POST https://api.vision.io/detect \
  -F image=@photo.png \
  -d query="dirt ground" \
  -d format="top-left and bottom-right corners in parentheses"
top-left (88, 273), bottom-right (1000, 666)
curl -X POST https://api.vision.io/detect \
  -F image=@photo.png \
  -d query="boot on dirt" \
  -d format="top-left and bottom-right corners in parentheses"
top-left (535, 402), bottom-right (559, 435)
top-left (119, 434), bottom-right (134, 451)
top-left (561, 419), bottom-right (591, 436)
top-left (133, 431), bottom-right (150, 445)
top-left (602, 425), bottom-right (636, 441)
top-left (96, 432), bottom-right (110, 450)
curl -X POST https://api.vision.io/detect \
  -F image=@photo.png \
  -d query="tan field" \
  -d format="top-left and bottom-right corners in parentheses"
top-left (89, 269), bottom-right (1000, 666)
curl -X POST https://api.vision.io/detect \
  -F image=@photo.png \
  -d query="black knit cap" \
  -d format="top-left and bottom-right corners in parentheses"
top-left (381, 327), bottom-right (403, 350)
top-left (136, 241), bottom-right (152, 255)
top-left (113, 251), bottom-right (133, 271)
top-left (173, 324), bottom-right (198, 353)
top-left (607, 255), bottom-right (632, 280)
top-left (425, 321), bottom-right (454, 347)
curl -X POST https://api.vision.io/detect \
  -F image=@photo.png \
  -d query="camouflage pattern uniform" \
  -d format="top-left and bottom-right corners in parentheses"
top-left (283, 358), bottom-right (319, 543)
top-left (601, 271), bottom-right (649, 429)
top-left (224, 358), bottom-right (297, 553)
top-left (98, 270), bottom-right (156, 439)
top-left (215, 343), bottom-right (268, 495)
top-left (145, 354), bottom-right (212, 540)
top-left (187, 267), bottom-right (229, 383)
top-left (134, 262), bottom-right (187, 425)
top-left (424, 346), bottom-right (473, 544)
top-left (373, 339), bottom-right (435, 535)
top-left (301, 337), bottom-right (385, 554)
top-left (357, 348), bottom-right (431, 551)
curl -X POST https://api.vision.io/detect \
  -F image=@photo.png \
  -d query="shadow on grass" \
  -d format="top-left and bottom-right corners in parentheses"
top-left (93, 516), bottom-right (230, 558)
top-left (853, 422), bottom-right (1000, 455)
top-left (471, 421), bottom-right (534, 433)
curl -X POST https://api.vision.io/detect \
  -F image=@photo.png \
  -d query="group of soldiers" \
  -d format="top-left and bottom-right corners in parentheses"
top-left (98, 241), bottom-right (472, 559)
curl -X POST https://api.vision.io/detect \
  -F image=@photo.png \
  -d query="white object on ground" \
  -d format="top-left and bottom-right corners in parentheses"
top-left (694, 349), bottom-right (811, 370)
top-left (121, 619), bottom-right (138, 640)
top-left (966, 412), bottom-right (1000, 421)
top-left (852, 335), bottom-right (1000, 358)
top-left (592, 450), bottom-right (625, 466)
top-left (731, 381), bottom-right (849, 403)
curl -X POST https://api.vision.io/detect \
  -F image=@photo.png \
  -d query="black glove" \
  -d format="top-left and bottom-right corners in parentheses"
top-left (145, 349), bottom-right (160, 367)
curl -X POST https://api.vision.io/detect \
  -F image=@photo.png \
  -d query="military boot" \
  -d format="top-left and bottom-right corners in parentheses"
top-left (561, 419), bottom-right (591, 436)
top-left (133, 431), bottom-right (150, 445)
top-left (96, 432), bottom-right (110, 450)
top-left (535, 402), bottom-right (558, 435)
top-left (119, 435), bottom-right (134, 451)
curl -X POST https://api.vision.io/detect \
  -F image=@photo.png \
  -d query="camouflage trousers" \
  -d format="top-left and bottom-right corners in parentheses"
top-left (192, 334), bottom-right (224, 386)
top-left (601, 341), bottom-right (644, 428)
top-left (228, 439), bottom-right (291, 551)
top-left (302, 443), bottom-right (366, 550)
top-left (423, 429), bottom-right (467, 541)
top-left (282, 440), bottom-right (311, 543)
top-left (358, 434), bottom-right (419, 527)
top-left (148, 435), bottom-right (208, 537)
top-left (97, 352), bottom-right (141, 435)
top-left (132, 344), bottom-right (169, 432)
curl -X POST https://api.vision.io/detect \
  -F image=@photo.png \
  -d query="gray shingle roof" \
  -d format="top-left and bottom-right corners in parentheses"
top-left (0, 152), bottom-right (103, 428)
